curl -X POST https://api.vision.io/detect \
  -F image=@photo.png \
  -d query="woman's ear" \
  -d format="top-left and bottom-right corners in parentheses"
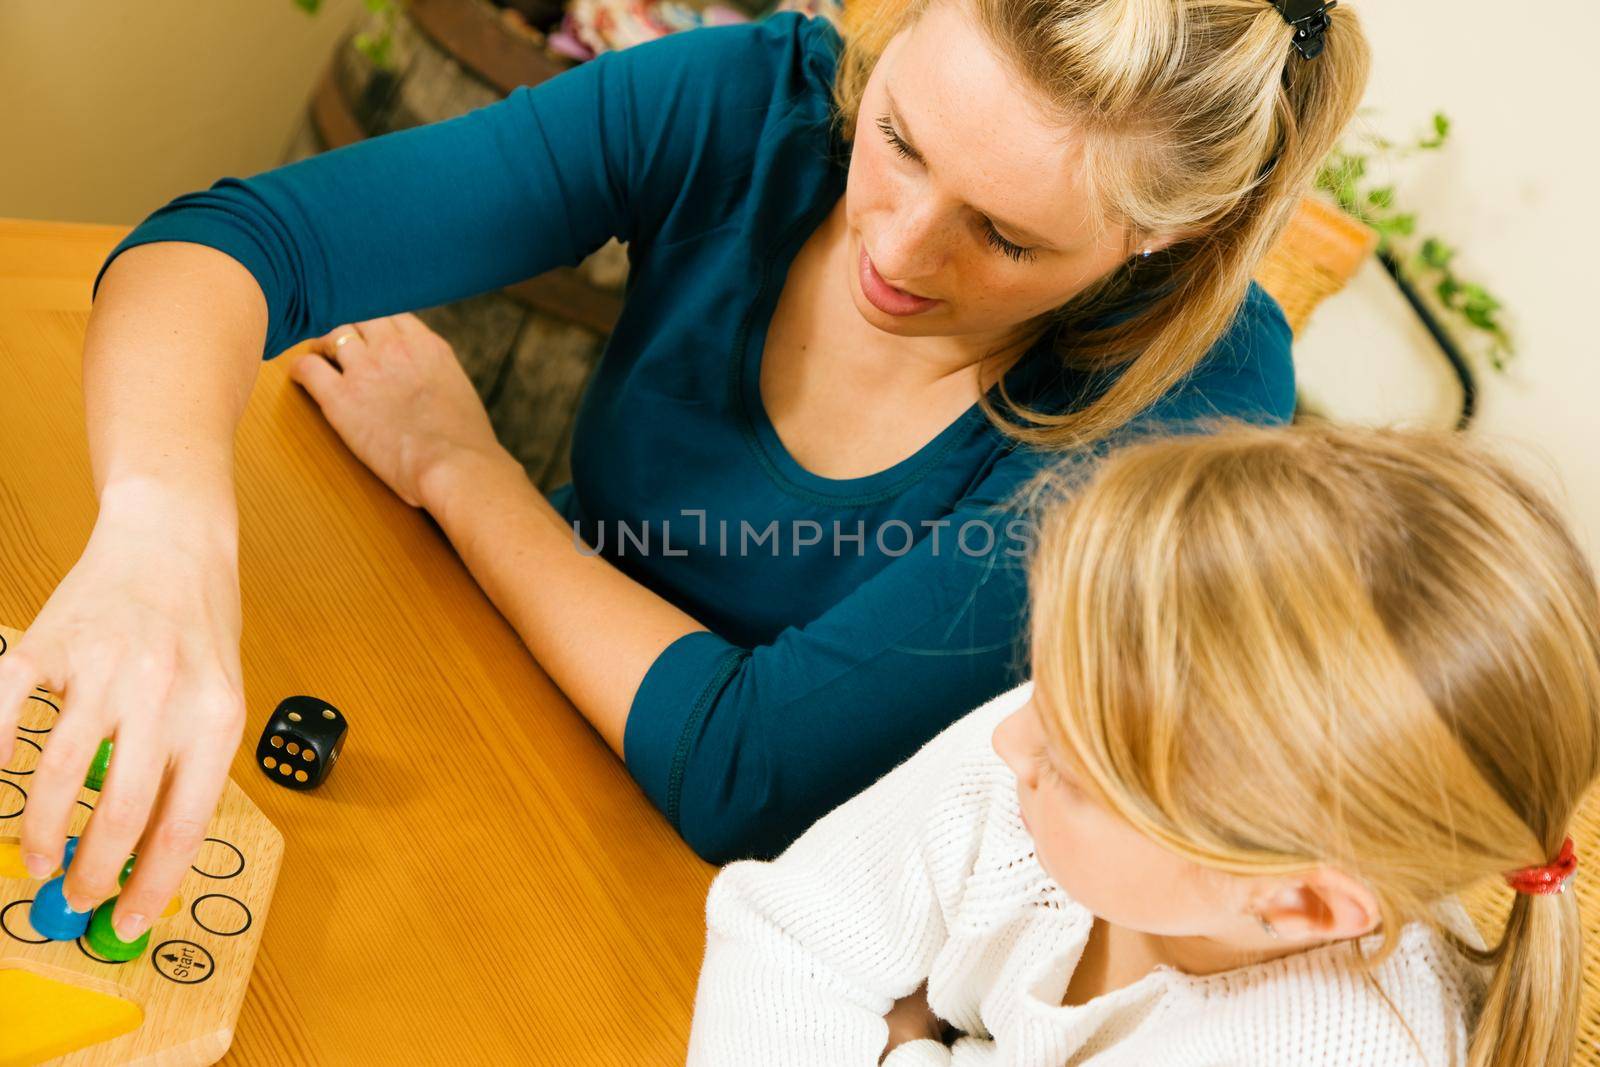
top-left (1138, 230), bottom-right (1198, 257)
top-left (1253, 867), bottom-right (1381, 945)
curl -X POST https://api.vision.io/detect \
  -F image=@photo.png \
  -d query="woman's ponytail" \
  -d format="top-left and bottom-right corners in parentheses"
top-left (1470, 870), bottom-right (1585, 1067)
top-left (976, 0), bottom-right (1370, 450)
top-left (1007, 4), bottom-right (1375, 450)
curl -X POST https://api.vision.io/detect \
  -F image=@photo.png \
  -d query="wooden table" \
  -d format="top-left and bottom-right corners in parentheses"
top-left (0, 217), bottom-right (716, 1065)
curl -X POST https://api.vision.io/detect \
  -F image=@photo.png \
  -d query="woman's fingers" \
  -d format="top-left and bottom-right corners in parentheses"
top-left (388, 312), bottom-right (436, 343)
top-left (0, 635), bottom-right (48, 772)
top-left (310, 322), bottom-right (367, 369)
top-left (352, 315), bottom-right (401, 347)
top-left (63, 662), bottom-right (173, 915)
top-left (290, 351), bottom-right (344, 405)
top-left (19, 665), bottom-right (113, 882)
top-left (113, 710), bottom-right (238, 941)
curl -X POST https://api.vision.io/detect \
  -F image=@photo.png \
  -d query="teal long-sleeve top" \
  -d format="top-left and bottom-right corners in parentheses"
top-left (93, 11), bottom-right (1294, 863)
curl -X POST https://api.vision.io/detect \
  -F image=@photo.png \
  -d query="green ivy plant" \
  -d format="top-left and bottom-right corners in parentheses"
top-left (294, 0), bottom-right (400, 69)
top-left (1315, 113), bottom-right (1515, 371)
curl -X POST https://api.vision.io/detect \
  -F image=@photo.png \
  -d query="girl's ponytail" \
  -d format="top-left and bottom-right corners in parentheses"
top-left (1471, 850), bottom-right (1585, 1067)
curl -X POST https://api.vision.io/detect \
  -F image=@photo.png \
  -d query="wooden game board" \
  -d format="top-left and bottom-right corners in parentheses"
top-left (0, 624), bottom-right (283, 1066)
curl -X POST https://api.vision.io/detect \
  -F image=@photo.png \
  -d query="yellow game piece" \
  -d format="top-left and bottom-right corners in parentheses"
top-left (0, 969), bottom-right (143, 1066)
top-left (0, 839), bottom-right (31, 880)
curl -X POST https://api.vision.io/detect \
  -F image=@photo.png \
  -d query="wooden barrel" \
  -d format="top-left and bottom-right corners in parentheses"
top-left (285, 0), bottom-right (631, 492)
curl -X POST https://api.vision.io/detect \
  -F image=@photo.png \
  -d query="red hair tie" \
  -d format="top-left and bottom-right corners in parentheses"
top-left (1503, 837), bottom-right (1578, 896)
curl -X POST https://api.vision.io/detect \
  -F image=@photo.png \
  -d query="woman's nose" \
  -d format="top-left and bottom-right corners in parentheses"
top-left (870, 200), bottom-right (947, 282)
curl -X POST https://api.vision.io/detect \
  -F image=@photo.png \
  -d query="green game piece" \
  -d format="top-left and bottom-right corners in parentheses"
top-left (85, 899), bottom-right (149, 962)
top-left (84, 740), bottom-right (113, 792)
top-left (118, 855), bottom-right (136, 887)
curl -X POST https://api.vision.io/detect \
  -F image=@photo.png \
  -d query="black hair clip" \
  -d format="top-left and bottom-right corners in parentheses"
top-left (1272, 0), bottom-right (1336, 60)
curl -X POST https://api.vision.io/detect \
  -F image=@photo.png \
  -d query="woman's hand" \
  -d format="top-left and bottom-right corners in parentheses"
top-left (881, 981), bottom-right (946, 1061)
top-left (292, 314), bottom-right (505, 508)
top-left (0, 479), bottom-right (246, 941)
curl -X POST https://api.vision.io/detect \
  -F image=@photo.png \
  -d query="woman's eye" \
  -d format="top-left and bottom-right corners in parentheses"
top-left (875, 114), bottom-right (916, 161)
top-left (984, 224), bottom-right (1036, 264)
top-left (875, 114), bottom-right (1039, 266)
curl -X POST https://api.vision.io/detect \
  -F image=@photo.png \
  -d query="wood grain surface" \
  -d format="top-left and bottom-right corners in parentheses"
top-left (0, 217), bottom-right (716, 1066)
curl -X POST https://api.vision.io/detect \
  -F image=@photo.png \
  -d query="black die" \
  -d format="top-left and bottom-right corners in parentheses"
top-left (256, 696), bottom-right (347, 790)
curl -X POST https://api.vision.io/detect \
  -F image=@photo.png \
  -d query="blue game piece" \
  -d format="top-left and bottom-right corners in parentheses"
top-left (29, 876), bottom-right (92, 941)
top-left (58, 837), bottom-right (133, 885)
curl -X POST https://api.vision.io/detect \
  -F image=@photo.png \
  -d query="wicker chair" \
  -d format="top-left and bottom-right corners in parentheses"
top-left (1254, 194), bottom-right (1375, 335)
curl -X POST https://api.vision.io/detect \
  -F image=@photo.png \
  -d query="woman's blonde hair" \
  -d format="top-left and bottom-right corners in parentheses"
top-left (1024, 422), bottom-right (1600, 1067)
top-left (830, 0), bottom-right (1372, 450)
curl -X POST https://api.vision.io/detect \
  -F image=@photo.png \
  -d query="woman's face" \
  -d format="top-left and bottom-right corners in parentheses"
top-left (843, 0), bottom-right (1141, 345)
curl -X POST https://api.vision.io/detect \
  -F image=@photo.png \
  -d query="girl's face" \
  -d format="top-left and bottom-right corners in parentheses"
top-left (992, 685), bottom-right (1384, 965)
top-left (991, 690), bottom-right (1249, 940)
top-left (842, 0), bottom-right (1146, 345)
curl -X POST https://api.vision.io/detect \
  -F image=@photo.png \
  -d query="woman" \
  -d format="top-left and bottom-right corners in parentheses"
top-left (0, 0), bottom-right (1368, 948)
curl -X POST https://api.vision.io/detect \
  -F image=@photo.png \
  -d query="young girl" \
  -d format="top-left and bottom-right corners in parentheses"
top-left (686, 422), bottom-right (1600, 1066)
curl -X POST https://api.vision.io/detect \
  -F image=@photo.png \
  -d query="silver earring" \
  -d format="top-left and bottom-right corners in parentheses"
top-left (1140, 248), bottom-right (1153, 259)
top-left (1256, 913), bottom-right (1279, 939)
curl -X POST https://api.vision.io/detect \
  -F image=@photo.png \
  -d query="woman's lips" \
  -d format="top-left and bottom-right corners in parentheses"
top-left (859, 246), bottom-right (940, 316)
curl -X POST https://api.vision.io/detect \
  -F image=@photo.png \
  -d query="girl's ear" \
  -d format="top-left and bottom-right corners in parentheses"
top-left (1254, 867), bottom-right (1382, 945)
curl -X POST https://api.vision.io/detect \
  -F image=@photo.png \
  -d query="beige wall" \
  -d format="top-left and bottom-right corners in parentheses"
top-left (0, 0), bottom-right (360, 226)
top-left (1295, 2), bottom-right (1600, 555)
top-left (4, 1), bottom-right (1595, 550)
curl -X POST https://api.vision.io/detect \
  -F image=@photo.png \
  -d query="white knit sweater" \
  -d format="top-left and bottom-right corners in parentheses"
top-left (687, 680), bottom-right (1489, 1066)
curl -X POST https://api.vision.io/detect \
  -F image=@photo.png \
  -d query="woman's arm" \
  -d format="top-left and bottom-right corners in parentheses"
top-left (0, 241), bottom-right (266, 938)
top-left (417, 446), bottom-right (704, 754)
top-left (89, 15), bottom-right (791, 362)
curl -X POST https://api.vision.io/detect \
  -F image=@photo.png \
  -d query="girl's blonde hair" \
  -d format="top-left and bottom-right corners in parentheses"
top-left (830, 0), bottom-right (1372, 450)
top-left (1024, 422), bottom-right (1600, 1067)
